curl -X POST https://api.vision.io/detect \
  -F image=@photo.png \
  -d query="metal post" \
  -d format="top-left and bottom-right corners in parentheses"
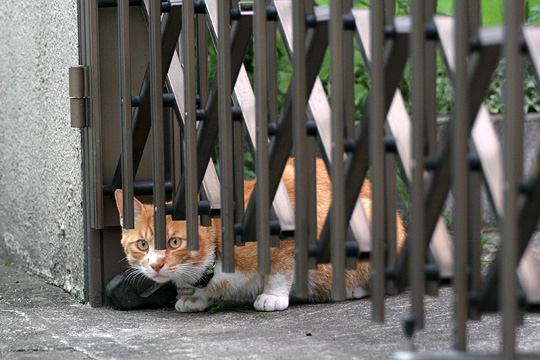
top-left (330, 0), bottom-right (346, 301)
top-left (468, 153), bottom-right (482, 321)
top-left (254, 0), bottom-right (271, 274)
top-left (343, 0), bottom-right (355, 139)
top-left (384, 0), bottom-right (395, 25)
top-left (149, 0), bottom-right (166, 250)
top-left (453, 0), bottom-right (470, 350)
top-left (383, 0), bottom-right (398, 296)
top-left (423, 0), bottom-right (439, 297)
top-left (196, 3), bottom-right (209, 228)
top-left (410, 0), bottom-right (426, 329)
top-left (502, 0), bottom-right (524, 357)
top-left (292, 0), bottom-right (309, 298)
top-left (467, 0), bottom-right (482, 322)
top-left (424, 0), bottom-right (437, 156)
top-left (267, 1), bottom-right (281, 249)
top-left (197, 7), bottom-right (208, 108)
top-left (184, 0), bottom-right (199, 250)
top-left (370, 0), bottom-right (386, 322)
top-left (118, 0), bottom-right (134, 229)
top-left (218, 0), bottom-right (235, 272)
top-left (194, 12), bottom-right (210, 226)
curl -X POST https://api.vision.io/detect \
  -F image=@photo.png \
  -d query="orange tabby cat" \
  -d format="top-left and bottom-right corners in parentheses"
top-left (114, 158), bottom-right (405, 312)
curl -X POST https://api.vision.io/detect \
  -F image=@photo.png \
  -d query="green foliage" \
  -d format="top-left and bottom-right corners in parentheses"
top-left (485, 62), bottom-right (540, 114)
top-left (3, 260), bottom-right (14, 267)
top-left (244, 151), bottom-right (256, 180)
top-left (481, 233), bottom-right (493, 247)
top-left (395, 168), bottom-right (409, 209)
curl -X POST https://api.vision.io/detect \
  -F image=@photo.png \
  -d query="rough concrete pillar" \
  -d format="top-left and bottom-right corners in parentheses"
top-left (0, 0), bottom-right (84, 298)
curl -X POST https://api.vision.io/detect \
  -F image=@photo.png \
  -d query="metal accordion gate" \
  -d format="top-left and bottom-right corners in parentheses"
top-left (70, 0), bottom-right (540, 358)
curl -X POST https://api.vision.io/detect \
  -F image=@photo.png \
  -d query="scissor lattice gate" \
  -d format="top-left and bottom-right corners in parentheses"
top-left (72, 0), bottom-right (540, 357)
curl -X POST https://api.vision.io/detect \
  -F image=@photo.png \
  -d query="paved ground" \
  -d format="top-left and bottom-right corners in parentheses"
top-left (1, 260), bottom-right (540, 359)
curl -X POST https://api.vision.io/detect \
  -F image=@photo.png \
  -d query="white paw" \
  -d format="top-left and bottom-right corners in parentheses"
top-left (347, 286), bottom-right (368, 299)
top-left (175, 296), bottom-right (210, 313)
top-left (254, 294), bottom-right (289, 312)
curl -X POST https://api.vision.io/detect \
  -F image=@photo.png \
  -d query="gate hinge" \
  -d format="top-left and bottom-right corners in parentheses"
top-left (69, 65), bottom-right (89, 128)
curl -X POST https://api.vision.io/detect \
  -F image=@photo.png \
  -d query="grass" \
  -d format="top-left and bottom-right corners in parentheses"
top-left (438, 0), bottom-right (540, 26)
top-left (4, 260), bottom-right (14, 267)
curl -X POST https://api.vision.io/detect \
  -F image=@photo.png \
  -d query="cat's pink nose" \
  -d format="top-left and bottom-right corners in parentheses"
top-left (151, 263), bottom-right (164, 273)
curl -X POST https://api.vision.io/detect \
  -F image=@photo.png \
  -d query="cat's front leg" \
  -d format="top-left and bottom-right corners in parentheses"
top-left (175, 289), bottom-right (213, 313)
top-left (254, 273), bottom-right (292, 312)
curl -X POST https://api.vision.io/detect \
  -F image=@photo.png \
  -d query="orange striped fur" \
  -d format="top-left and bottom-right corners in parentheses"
top-left (115, 158), bottom-right (405, 311)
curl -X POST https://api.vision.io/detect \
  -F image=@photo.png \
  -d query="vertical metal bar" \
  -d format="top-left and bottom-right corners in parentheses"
top-left (83, 0), bottom-right (104, 306)
top-left (410, 0), bottom-right (426, 330)
top-left (292, 0), bottom-right (308, 297)
top-left (164, 106), bottom-right (174, 195)
top-left (424, 1), bottom-right (437, 156)
top-left (267, 4), bottom-right (278, 129)
top-left (419, 0), bottom-right (438, 297)
top-left (197, 10), bottom-right (210, 228)
top-left (118, 0), bottom-right (134, 229)
top-left (422, 0), bottom-right (438, 296)
top-left (454, 0), bottom-right (470, 350)
top-left (385, 153), bottom-right (398, 295)
top-left (89, 0), bottom-right (104, 230)
top-left (467, 0), bottom-right (481, 322)
top-left (502, 0), bottom-right (524, 357)
top-left (233, 120), bottom-right (244, 241)
top-left (172, 103), bottom-right (182, 199)
top-left (468, 158), bottom-right (482, 320)
top-left (255, 0), bottom-right (271, 274)
top-left (370, 0), bottom-right (386, 323)
top-left (468, 0), bottom-right (481, 34)
top-left (231, 0), bottom-right (244, 247)
top-left (343, 0), bottom-right (354, 139)
top-left (218, 0), bottom-right (235, 272)
top-left (197, 11), bottom-right (209, 107)
top-left (383, 0), bottom-right (397, 297)
top-left (267, 1), bottom-right (281, 249)
top-left (330, 0), bottom-right (346, 301)
top-left (384, 0), bottom-right (395, 24)
top-left (184, 0), bottom-right (199, 250)
top-left (149, 0), bottom-right (166, 250)
top-left (305, 0), bottom-right (317, 267)
top-left (343, 0), bottom-right (356, 270)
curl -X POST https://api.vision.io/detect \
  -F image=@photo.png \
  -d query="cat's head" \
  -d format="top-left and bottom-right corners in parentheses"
top-left (114, 190), bottom-right (215, 285)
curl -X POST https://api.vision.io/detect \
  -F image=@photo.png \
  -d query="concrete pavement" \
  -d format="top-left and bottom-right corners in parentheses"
top-left (1, 259), bottom-right (540, 359)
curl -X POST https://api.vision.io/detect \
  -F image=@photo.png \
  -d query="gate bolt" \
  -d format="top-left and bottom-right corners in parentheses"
top-left (343, 14), bottom-right (356, 31)
top-left (266, 5), bottom-right (278, 22)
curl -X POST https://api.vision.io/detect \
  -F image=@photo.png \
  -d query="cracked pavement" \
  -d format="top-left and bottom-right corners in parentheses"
top-left (1, 259), bottom-right (540, 359)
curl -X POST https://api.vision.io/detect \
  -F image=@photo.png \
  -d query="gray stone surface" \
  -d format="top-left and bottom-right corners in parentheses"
top-left (1, 260), bottom-right (540, 359)
top-left (0, 1), bottom-right (84, 298)
top-left (438, 113), bottom-right (540, 230)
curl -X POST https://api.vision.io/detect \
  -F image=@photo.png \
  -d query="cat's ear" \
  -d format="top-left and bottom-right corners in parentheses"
top-left (114, 190), bottom-right (144, 226)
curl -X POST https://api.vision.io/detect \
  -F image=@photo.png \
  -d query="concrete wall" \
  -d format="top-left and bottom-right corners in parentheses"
top-left (0, 1), bottom-right (85, 298)
top-left (437, 114), bottom-right (540, 230)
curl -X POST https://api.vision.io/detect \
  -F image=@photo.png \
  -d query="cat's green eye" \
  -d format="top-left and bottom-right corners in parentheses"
top-left (168, 237), bottom-right (183, 249)
top-left (136, 239), bottom-right (149, 251)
